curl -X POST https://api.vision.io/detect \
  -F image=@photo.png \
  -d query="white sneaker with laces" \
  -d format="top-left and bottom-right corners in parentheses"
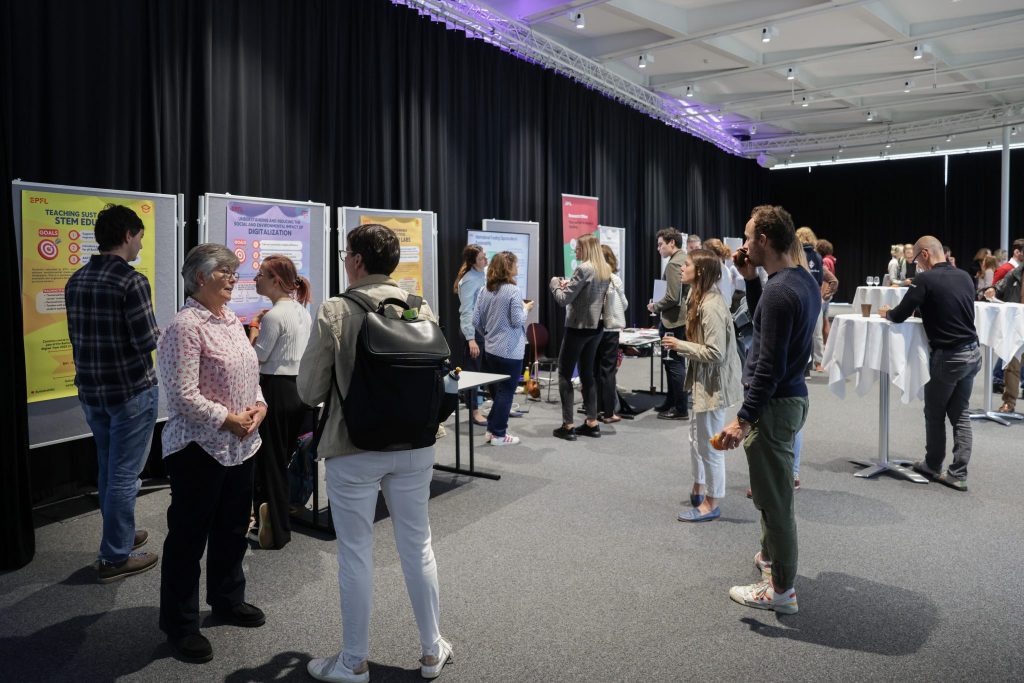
top-left (729, 578), bottom-right (798, 614)
top-left (420, 637), bottom-right (453, 679)
top-left (307, 653), bottom-right (369, 683)
top-left (488, 433), bottom-right (520, 446)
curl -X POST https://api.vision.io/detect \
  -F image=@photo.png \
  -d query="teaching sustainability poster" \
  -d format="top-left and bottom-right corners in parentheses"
top-left (561, 194), bottom-right (599, 276)
top-left (21, 191), bottom-right (156, 403)
top-left (359, 214), bottom-right (424, 295)
top-left (226, 202), bottom-right (311, 323)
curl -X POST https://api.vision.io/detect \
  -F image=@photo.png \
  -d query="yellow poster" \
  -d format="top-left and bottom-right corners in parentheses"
top-left (21, 191), bottom-right (157, 403)
top-left (359, 215), bottom-right (424, 296)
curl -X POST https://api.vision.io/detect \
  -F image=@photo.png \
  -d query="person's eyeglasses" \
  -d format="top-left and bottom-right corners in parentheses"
top-left (911, 249), bottom-right (925, 263)
top-left (339, 250), bottom-right (353, 262)
top-left (216, 268), bottom-right (240, 280)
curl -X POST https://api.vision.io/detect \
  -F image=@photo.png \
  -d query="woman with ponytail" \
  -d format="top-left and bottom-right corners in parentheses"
top-left (247, 254), bottom-right (313, 549)
top-left (661, 249), bottom-right (742, 522)
top-left (454, 244), bottom-right (488, 425)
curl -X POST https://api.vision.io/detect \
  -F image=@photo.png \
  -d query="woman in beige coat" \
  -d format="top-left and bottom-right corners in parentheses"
top-left (662, 249), bottom-right (743, 522)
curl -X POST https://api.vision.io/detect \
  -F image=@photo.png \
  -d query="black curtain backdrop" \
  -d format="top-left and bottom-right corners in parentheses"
top-left (1, 0), bottom-right (769, 566)
top-left (768, 150), bottom-right (1024, 302)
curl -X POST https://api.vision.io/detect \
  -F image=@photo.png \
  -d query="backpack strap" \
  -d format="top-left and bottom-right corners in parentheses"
top-left (341, 290), bottom-right (422, 313)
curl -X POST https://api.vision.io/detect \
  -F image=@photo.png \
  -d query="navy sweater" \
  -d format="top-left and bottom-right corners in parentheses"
top-left (738, 267), bottom-right (821, 423)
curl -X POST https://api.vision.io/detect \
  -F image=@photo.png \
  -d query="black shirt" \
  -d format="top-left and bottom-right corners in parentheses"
top-left (885, 262), bottom-right (977, 350)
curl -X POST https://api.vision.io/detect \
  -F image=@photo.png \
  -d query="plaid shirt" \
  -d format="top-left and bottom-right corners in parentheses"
top-left (65, 254), bottom-right (159, 407)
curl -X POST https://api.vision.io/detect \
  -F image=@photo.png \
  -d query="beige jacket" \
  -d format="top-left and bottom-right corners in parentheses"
top-left (297, 274), bottom-right (437, 458)
top-left (674, 288), bottom-right (743, 413)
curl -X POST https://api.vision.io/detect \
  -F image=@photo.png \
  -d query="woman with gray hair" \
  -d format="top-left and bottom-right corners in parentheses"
top-left (157, 243), bottom-right (268, 663)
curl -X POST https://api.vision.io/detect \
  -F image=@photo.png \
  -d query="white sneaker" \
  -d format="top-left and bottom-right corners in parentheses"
top-left (420, 637), bottom-right (453, 679)
top-left (729, 579), bottom-right (798, 614)
top-left (488, 433), bottom-right (520, 446)
top-left (307, 653), bottom-right (369, 683)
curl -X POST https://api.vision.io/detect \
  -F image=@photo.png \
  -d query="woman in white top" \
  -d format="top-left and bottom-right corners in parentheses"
top-left (703, 238), bottom-right (744, 304)
top-left (594, 245), bottom-right (628, 423)
top-left (247, 254), bottom-right (312, 549)
top-left (887, 244), bottom-right (906, 283)
top-left (661, 249), bottom-right (742, 522)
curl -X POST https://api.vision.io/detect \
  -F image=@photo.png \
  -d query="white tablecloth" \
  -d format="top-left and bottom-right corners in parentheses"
top-left (973, 301), bottom-right (1024, 363)
top-left (822, 314), bottom-right (930, 404)
top-left (851, 286), bottom-right (909, 311)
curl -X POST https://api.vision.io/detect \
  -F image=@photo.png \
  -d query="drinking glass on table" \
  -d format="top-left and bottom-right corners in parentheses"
top-left (865, 276), bottom-right (873, 286)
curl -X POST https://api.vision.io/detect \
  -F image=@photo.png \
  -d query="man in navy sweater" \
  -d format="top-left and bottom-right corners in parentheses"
top-left (719, 205), bottom-right (819, 615)
top-left (880, 236), bottom-right (980, 491)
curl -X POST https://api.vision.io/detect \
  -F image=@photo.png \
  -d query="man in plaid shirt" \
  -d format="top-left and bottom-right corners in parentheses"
top-left (65, 204), bottom-right (161, 583)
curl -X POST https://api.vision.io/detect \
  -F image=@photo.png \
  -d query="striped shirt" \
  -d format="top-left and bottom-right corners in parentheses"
top-left (65, 254), bottom-right (159, 407)
top-left (473, 282), bottom-right (527, 360)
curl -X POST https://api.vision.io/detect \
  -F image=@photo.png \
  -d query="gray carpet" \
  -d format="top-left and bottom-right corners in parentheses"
top-left (2, 357), bottom-right (1022, 682)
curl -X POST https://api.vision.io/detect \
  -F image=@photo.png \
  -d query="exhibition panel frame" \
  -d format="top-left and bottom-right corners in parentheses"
top-left (476, 219), bottom-right (541, 327)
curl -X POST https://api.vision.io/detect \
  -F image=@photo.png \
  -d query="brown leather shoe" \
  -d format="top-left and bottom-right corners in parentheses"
top-left (132, 529), bottom-right (148, 549)
top-left (96, 551), bottom-right (158, 583)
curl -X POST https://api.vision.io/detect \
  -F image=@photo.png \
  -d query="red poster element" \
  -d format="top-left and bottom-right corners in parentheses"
top-left (561, 194), bottom-right (599, 276)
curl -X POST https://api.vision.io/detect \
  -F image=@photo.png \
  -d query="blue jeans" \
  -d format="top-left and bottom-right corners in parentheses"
top-left (659, 324), bottom-right (688, 412)
top-left (80, 385), bottom-right (159, 564)
top-left (483, 353), bottom-right (522, 437)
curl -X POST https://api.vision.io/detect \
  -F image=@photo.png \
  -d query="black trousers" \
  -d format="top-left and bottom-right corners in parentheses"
top-left (462, 333), bottom-right (486, 411)
top-left (557, 326), bottom-right (603, 424)
top-left (159, 443), bottom-right (254, 638)
top-left (253, 374), bottom-right (310, 549)
top-left (594, 330), bottom-right (620, 417)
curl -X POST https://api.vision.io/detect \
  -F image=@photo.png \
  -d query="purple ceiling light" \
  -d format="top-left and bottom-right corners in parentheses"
top-left (390, 0), bottom-right (743, 156)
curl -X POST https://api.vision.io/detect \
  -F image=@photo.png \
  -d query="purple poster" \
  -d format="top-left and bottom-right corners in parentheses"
top-left (226, 201), bottom-right (311, 323)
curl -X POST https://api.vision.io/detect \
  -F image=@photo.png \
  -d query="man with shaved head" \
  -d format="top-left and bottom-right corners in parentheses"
top-left (880, 235), bottom-right (981, 491)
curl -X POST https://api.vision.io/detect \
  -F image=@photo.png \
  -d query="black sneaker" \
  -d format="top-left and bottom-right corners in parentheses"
top-left (553, 426), bottom-right (577, 441)
top-left (654, 402), bottom-right (672, 413)
top-left (169, 632), bottom-right (213, 663)
top-left (911, 460), bottom-right (940, 481)
top-left (212, 602), bottom-right (266, 627)
top-left (576, 423), bottom-right (601, 438)
top-left (657, 408), bottom-right (689, 421)
top-left (936, 471), bottom-right (968, 492)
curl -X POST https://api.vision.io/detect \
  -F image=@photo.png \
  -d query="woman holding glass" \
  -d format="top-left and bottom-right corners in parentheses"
top-left (454, 244), bottom-right (488, 425)
top-left (158, 244), bottom-right (267, 663)
top-left (661, 249), bottom-right (742, 521)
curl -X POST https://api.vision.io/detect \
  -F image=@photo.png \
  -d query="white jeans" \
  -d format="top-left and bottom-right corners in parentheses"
top-left (812, 307), bottom-right (825, 365)
top-left (689, 409), bottom-right (726, 499)
top-left (324, 448), bottom-right (442, 666)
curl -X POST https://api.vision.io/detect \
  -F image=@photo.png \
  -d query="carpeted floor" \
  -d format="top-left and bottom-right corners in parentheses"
top-left (1, 357), bottom-right (1022, 682)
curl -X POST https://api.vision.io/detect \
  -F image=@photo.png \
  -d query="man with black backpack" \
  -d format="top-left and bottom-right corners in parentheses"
top-left (298, 224), bottom-right (454, 682)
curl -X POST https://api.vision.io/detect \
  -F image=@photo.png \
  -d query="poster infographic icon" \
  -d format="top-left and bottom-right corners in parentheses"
top-left (359, 215), bottom-right (424, 295)
top-left (226, 202), bottom-right (311, 323)
top-left (561, 194), bottom-right (599, 275)
top-left (20, 190), bottom-right (156, 403)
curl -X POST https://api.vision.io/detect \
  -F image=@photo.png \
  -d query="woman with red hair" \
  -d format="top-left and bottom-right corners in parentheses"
top-left (247, 254), bottom-right (312, 549)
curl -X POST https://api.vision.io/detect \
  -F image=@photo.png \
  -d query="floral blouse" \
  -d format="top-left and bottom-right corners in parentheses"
top-left (158, 298), bottom-right (265, 466)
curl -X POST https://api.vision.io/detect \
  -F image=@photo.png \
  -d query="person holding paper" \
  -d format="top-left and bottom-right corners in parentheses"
top-left (647, 228), bottom-right (690, 420)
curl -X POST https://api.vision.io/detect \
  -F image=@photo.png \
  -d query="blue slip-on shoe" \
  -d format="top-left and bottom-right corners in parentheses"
top-left (677, 507), bottom-right (721, 522)
top-left (689, 493), bottom-right (705, 507)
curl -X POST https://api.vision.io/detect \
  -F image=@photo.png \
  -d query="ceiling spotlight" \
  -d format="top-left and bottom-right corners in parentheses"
top-left (903, 80), bottom-right (914, 93)
top-left (838, 144), bottom-right (844, 152)
top-left (880, 150), bottom-right (886, 158)
top-left (1013, 126), bottom-right (1019, 136)
top-left (830, 155), bottom-right (837, 162)
top-left (750, 125), bottom-right (757, 135)
top-left (930, 145), bottom-right (938, 153)
top-left (913, 44), bottom-right (923, 60)
top-left (800, 96), bottom-right (810, 107)
top-left (987, 140), bottom-right (993, 148)
top-left (683, 85), bottom-right (694, 99)
top-left (569, 11), bottom-right (585, 29)
top-left (866, 110), bottom-right (875, 121)
top-left (786, 67), bottom-right (796, 80)
top-left (761, 26), bottom-right (778, 43)
top-left (946, 134), bottom-right (954, 142)
top-left (790, 152), bottom-right (795, 158)
top-left (885, 141), bottom-right (893, 148)
top-left (637, 53), bottom-right (654, 69)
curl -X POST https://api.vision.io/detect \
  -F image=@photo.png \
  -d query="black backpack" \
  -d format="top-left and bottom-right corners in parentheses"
top-left (338, 290), bottom-right (458, 451)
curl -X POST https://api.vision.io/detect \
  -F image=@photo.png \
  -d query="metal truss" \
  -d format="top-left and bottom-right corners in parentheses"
top-left (744, 103), bottom-right (1024, 157)
top-left (391, 0), bottom-right (744, 155)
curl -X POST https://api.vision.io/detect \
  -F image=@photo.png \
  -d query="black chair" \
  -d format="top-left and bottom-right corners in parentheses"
top-left (526, 322), bottom-right (559, 402)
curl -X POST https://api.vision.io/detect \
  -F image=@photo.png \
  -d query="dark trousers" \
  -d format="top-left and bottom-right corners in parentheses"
top-left (594, 330), bottom-right (620, 417)
top-left (253, 374), bottom-right (310, 549)
top-left (659, 323), bottom-right (689, 412)
top-left (160, 443), bottom-right (255, 638)
top-left (557, 326), bottom-right (603, 424)
top-left (924, 344), bottom-right (982, 479)
top-left (462, 333), bottom-right (485, 412)
top-left (483, 353), bottom-right (522, 437)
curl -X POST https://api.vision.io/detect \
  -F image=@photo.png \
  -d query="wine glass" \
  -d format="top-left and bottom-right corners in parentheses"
top-left (865, 276), bottom-right (873, 286)
top-left (871, 276), bottom-right (880, 286)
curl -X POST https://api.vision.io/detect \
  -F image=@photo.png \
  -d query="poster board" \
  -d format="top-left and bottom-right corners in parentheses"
top-left (200, 194), bottom-right (329, 323)
top-left (12, 180), bottom-right (182, 448)
top-left (561, 194), bottom-right (599, 276)
top-left (475, 220), bottom-right (540, 326)
top-left (339, 207), bottom-right (439, 314)
top-left (599, 224), bottom-right (626, 290)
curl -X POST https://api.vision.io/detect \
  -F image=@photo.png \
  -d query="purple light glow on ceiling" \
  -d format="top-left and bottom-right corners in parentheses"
top-left (390, 0), bottom-right (743, 156)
